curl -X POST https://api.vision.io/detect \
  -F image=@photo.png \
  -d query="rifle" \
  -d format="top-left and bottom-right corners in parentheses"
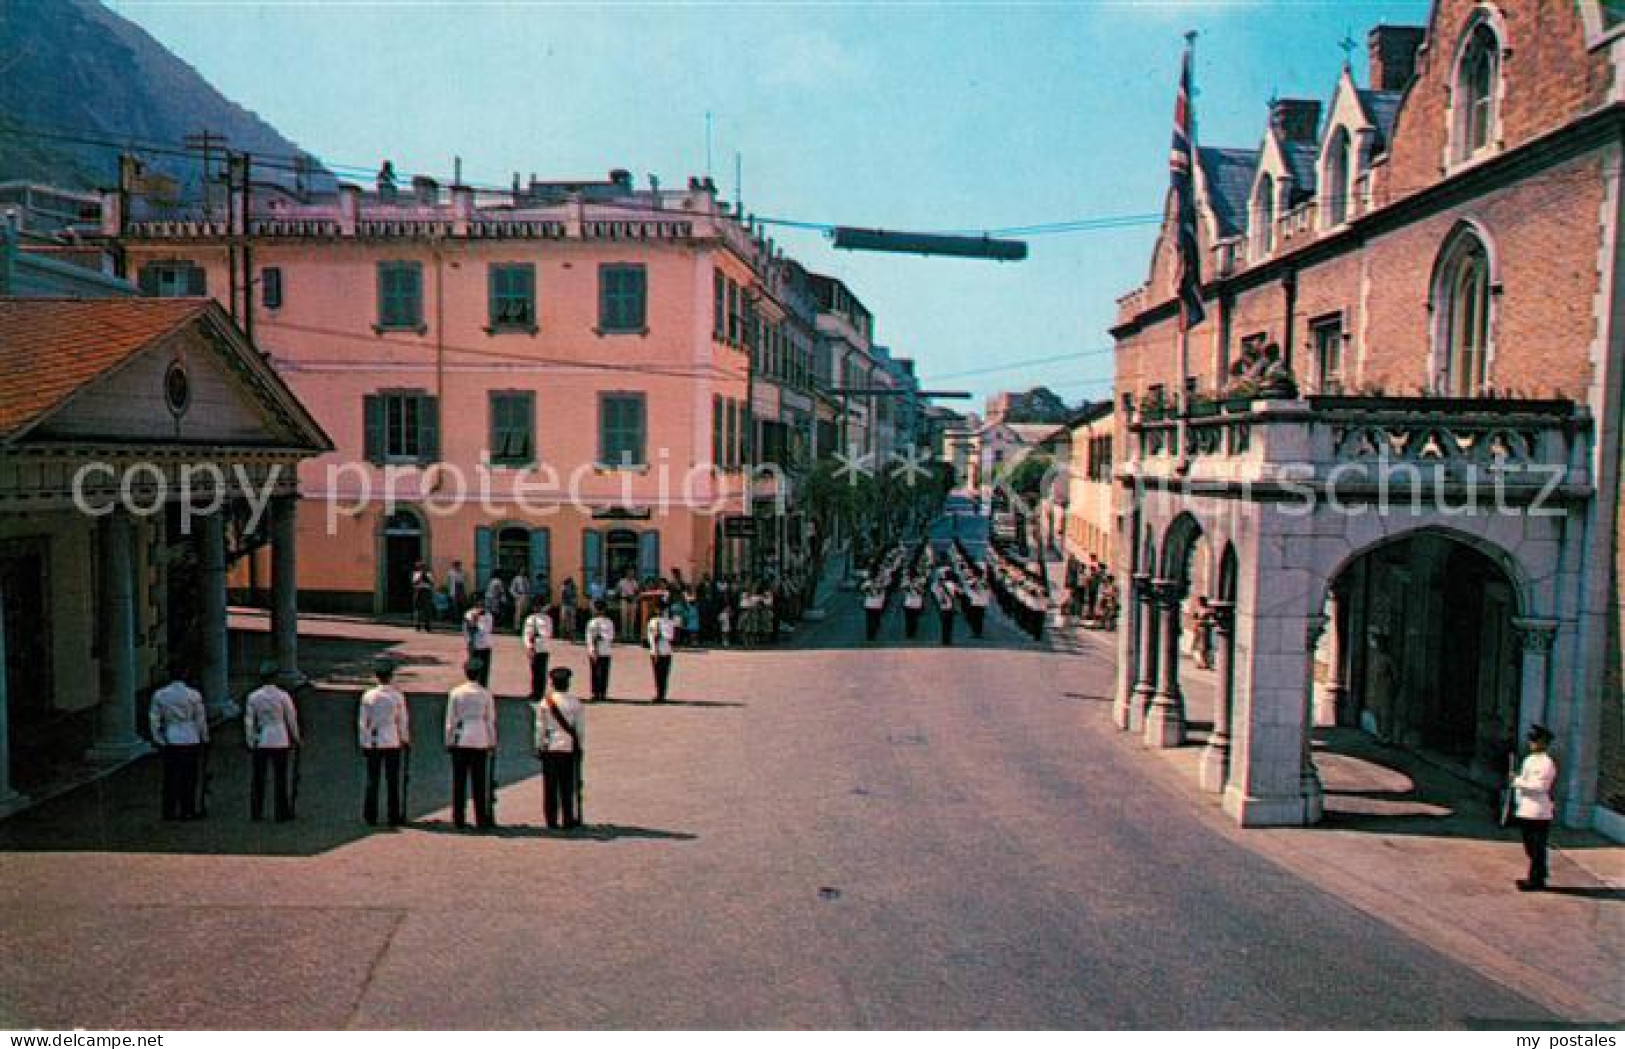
top-left (196, 740), bottom-right (213, 818)
top-left (486, 745), bottom-right (499, 826)
top-left (290, 745), bottom-right (302, 818)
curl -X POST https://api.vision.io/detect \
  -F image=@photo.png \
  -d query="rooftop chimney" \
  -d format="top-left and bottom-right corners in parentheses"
top-left (609, 168), bottom-right (633, 192)
top-left (1368, 25), bottom-right (1425, 92)
top-left (1270, 98), bottom-right (1322, 143)
top-left (376, 160), bottom-right (397, 201)
top-left (411, 175), bottom-right (438, 205)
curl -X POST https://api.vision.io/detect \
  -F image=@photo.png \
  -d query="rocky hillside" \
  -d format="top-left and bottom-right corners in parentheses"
top-left (0, 0), bottom-right (322, 192)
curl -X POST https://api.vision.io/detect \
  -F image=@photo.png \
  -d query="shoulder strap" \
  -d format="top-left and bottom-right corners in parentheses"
top-left (545, 695), bottom-right (580, 747)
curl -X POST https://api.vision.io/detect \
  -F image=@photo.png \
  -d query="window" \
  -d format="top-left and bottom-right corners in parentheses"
top-left (1455, 23), bottom-right (1500, 161)
top-left (713, 269), bottom-right (726, 340)
top-left (377, 261), bottom-right (423, 331)
top-left (727, 280), bottom-right (741, 344)
top-left (488, 264), bottom-right (536, 331)
top-left (1324, 128), bottom-right (1351, 227)
top-left (598, 264), bottom-right (647, 333)
top-left (489, 391), bottom-right (535, 466)
top-left (137, 260), bottom-right (206, 297)
top-left (1437, 233), bottom-right (1492, 397)
top-left (725, 398), bottom-right (739, 470)
top-left (1311, 314), bottom-right (1345, 393)
top-left (599, 393), bottom-right (647, 466)
top-left (363, 391), bottom-right (439, 464)
top-left (1253, 175), bottom-right (1276, 258)
top-left (712, 395), bottom-right (725, 468)
top-left (261, 266), bottom-right (283, 309)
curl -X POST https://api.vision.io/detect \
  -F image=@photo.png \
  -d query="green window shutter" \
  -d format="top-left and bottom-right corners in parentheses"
top-left (377, 264), bottom-right (392, 327)
top-left (418, 394), bottom-right (440, 463)
top-left (626, 266), bottom-right (646, 329)
top-left (583, 529), bottom-right (603, 591)
top-left (598, 268), bottom-right (614, 330)
top-left (515, 392), bottom-right (534, 461)
top-left (487, 265), bottom-right (501, 328)
top-left (474, 526), bottom-right (494, 591)
top-left (637, 530), bottom-right (660, 581)
top-left (487, 392), bottom-right (502, 461)
top-left (363, 394), bottom-right (385, 464)
top-left (185, 263), bottom-right (206, 296)
top-left (137, 265), bottom-right (160, 296)
top-left (406, 264), bottom-right (423, 327)
top-left (529, 528), bottom-right (551, 582)
top-left (712, 395), bottom-right (723, 468)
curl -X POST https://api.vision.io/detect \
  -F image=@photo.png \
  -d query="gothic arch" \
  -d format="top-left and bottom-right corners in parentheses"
top-left (1427, 219), bottom-right (1501, 396)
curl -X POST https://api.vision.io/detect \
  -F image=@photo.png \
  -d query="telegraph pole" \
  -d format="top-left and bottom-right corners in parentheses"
top-left (184, 129), bottom-right (227, 220)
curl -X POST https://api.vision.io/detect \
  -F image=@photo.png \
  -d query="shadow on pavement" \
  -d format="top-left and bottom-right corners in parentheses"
top-left (410, 819), bottom-right (697, 841)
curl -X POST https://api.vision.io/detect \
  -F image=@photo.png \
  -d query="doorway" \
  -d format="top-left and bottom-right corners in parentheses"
top-left (381, 509), bottom-right (425, 614)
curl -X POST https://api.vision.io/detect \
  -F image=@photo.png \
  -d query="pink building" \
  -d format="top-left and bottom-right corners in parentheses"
top-left (107, 168), bottom-right (810, 612)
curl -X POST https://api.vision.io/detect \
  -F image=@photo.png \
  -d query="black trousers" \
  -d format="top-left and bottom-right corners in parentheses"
top-left (904, 607), bottom-right (922, 638)
top-left (651, 654), bottom-right (673, 701)
top-left (160, 745), bottom-right (202, 819)
top-left (939, 609), bottom-right (956, 646)
top-left (363, 748), bottom-right (404, 825)
top-left (968, 605), bottom-right (986, 638)
top-left (540, 750), bottom-right (580, 828)
top-left (865, 607), bottom-right (882, 641)
top-left (528, 651), bottom-right (551, 700)
top-left (414, 590), bottom-right (435, 631)
top-left (589, 655), bottom-right (612, 701)
top-left (250, 748), bottom-right (293, 821)
top-left (449, 747), bottom-right (492, 828)
top-left (1520, 817), bottom-right (1551, 884)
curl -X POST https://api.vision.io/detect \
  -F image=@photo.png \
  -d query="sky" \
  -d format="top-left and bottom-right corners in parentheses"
top-left (109, 0), bottom-right (1434, 410)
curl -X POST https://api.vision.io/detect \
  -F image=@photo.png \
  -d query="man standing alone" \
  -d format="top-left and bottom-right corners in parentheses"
top-left (646, 600), bottom-right (677, 702)
top-left (522, 600), bottom-right (554, 701)
top-left (1512, 724), bottom-right (1559, 891)
top-left (149, 663), bottom-right (209, 820)
top-left (585, 601), bottom-right (616, 702)
top-left (359, 660), bottom-right (411, 826)
top-left (533, 667), bottom-right (586, 830)
top-left (244, 661), bottom-right (302, 822)
top-left (444, 660), bottom-right (497, 831)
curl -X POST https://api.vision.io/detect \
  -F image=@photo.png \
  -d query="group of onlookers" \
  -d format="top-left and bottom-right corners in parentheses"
top-left (1064, 555), bottom-right (1120, 632)
top-left (982, 536), bottom-right (1050, 641)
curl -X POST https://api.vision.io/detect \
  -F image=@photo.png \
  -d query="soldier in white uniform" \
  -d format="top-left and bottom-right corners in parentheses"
top-left (646, 601), bottom-right (678, 702)
top-left (533, 666), bottom-right (586, 830)
top-left (358, 659), bottom-right (411, 826)
top-left (463, 597), bottom-right (494, 687)
top-left (244, 661), bottom-right (302, 822)
top-left (522, 601), bottom-right (554, 701)
top-left (445, 659), bottom-right (498, 830)
top-left (1512, 724), bottom-right (1559, 891)
top-left (149, 664), bottom-right (209, 820)
top-left (585, 600), bottom-right (616, 702)
top-left (934, 576), bottom-right (959, 646)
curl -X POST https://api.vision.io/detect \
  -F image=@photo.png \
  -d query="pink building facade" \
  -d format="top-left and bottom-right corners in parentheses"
top-left (107, 171), bottom-right (798, 612)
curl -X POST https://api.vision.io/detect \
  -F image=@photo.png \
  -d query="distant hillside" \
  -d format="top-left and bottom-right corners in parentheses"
top-left (0, 0), bottom-right (323, 192)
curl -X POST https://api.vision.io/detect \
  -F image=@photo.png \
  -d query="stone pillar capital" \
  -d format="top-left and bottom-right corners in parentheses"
top-left (1512, 617), bottom-right (1558, 654)
top-left (1152, 578), bottom-right (1185, 607)
top-left (1208, 599), bottom-right (1235, 634)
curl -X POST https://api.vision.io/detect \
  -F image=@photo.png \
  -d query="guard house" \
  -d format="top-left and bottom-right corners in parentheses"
top-left (0, 297), bottom-right (330, 814)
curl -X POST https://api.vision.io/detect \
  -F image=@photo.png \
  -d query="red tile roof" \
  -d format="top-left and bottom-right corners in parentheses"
top-left (0, 297), bottom-right (210, 440)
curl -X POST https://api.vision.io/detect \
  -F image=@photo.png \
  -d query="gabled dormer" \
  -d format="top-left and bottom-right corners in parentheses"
top-left (1317, 39), bottom-right (1410, 232)
top-left (1246, 98), bottom-right (1320, 263)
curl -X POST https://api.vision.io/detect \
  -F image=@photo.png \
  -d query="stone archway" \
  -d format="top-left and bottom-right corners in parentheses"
top-left (1143, 513), bottom-right (1205, 748)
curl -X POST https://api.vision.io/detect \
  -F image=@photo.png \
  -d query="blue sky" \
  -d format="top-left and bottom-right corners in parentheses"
top-left (110, 0), bottom-right (1433, 409)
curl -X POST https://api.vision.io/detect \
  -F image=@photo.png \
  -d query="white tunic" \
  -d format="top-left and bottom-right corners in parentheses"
top-left (358, 684), bottom-right (411, 749)
top-left (444, 681), bottom-right (497, 749)
top-left (1513, 752), bottom-right (1558, 820)
top-left (647, 614), bottom-right (676, 657)
top-left (149, 680), bottom-right (208, 746)
top-left (464, 608), bottom-right (494, 651)
top-left (244, 684), bottom-right (300, 750)
top-left (533, 690), bottom-right (586, 754)
top-left (586, 615), bottom-right (616, 657)
top-left (523, 611), bottom-right (554, 655)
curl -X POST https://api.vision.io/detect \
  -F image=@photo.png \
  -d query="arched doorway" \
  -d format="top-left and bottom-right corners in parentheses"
top-left (1329, 531), bottom-right (1519, 782)
top-left (496, 525), bottom-right (531, 585)
top-left (380, 508), bottom-right (425, 614)
top-left (604, 529), bottom-right (641, 587)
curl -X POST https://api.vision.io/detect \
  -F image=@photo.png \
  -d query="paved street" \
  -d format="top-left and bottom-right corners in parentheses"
top-left (0, 515), bottom-right (1616, 1029)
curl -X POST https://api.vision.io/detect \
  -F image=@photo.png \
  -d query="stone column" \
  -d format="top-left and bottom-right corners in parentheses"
top-left (1299, 613), bottom-right (1328, 823)
top-left (1144, 578), bottom-right (1186, 748)
top-left (1222, 601), bottom-right (1322, 827)
top-left (199, 511), bottom-right (235, 718)
top-left (1317, 590), bottom-right (1347, 727)
top-left (1114, 571), bottom-right (1144, 730)
top-left (270, 495), bottom-right (302, 687)
top-left (87, 513), bottom-right (149, 762)
top-left (0, 584), bottom-right (28, 816)
top-left (1127, 573), bottom-right (1159, 733)
top-left (1198, 600), bottom-right (1235, 792)
top-left (1512, 617), bottom-right (1557, 741)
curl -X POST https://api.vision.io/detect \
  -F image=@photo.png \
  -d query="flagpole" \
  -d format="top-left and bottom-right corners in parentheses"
top-left (1176, 30), bottom-right (1198, 474)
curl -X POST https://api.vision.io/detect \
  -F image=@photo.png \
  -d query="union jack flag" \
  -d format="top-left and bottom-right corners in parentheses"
top-left (1169, 44), bottom-right (1205, 331)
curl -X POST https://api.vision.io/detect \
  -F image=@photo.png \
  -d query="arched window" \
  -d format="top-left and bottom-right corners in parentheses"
top-left (1253, 174), bottom-right (1275, 258)
top-left (1324, 128), bottom-right (1351, 227)
top-left (1454, 22), bottom-right (1500, 162)
top-left (1436, 232), bottom-right (1493, 396)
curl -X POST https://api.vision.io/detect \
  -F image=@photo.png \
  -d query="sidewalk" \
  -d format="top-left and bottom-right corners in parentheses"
top-left (1116, 658), bottom-right (1625, 1022)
